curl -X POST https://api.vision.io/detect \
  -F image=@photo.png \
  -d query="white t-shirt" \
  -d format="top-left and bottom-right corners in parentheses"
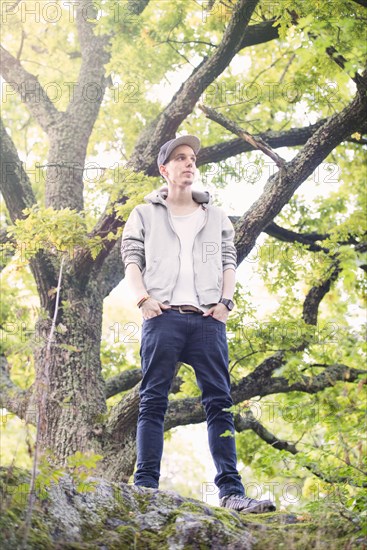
top-left (170, 206), bottom-right (206, 309)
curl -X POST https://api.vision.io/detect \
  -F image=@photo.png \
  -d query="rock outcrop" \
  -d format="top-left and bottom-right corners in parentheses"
top-left (0, 467), bottom-right (363, 549)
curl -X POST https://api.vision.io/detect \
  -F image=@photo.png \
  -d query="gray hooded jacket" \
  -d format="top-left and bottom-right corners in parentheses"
top-left (121, 187), bottom-right (237, 307)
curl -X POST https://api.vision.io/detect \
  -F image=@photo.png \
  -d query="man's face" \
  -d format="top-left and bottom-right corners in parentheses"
top-left (159, 144), bottom-right (197, 187)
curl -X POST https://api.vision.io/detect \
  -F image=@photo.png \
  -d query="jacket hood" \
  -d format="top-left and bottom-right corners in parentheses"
top-left (144, 186), bottom-right (212, 207)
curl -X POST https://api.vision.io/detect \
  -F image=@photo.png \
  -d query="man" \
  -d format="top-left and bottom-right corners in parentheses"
top-left (121, 135), bottom-right (276, 513)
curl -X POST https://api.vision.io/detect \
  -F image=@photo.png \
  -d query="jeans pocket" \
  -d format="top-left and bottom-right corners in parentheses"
top-left (143, 311), bottom-right (166, 323)
top-left (209, 315), bottom-right (226, 326)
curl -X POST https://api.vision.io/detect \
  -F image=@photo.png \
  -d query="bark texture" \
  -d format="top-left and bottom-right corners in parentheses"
top-left (33, 281), bottom-right (107, 462)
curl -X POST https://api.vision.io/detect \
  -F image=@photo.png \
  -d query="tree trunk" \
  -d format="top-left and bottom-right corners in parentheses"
top-left (34, 277), bottom-right (107, 463)
top-left (32, 269), bottom-right (139, 481)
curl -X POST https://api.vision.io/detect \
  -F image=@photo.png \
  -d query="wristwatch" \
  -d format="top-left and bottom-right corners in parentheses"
top-left (219, 298), bottom-right (234, 311)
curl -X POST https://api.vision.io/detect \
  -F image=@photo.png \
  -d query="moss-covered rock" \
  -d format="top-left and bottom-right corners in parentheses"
top-left (0, 467), bottom-right (364, 549)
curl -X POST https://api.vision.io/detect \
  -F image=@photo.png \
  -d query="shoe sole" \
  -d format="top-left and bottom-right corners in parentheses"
top-left (241, 502), bottom-right (276, 514)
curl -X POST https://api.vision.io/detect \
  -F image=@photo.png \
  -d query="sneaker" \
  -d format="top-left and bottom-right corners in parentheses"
top-left (220, 494), bottom-right (276, 514)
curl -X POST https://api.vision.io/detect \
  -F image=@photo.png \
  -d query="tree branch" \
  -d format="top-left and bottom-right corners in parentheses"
top-left (39, 0), bottom-right (112, 212)
top-left (234, 409), bottom-right (367, 487)
top-left (252, 223), bottom-right (365, 274)
top-left (301, 11), bottom-right (367, 94)
top-left (282, 365), bottom-right (366, 394)
top-left (0, 118), bottom-right (37, 221)
top-left (157, 16), bottom-right (281, 52)
top-left (195, 118), bottom-right (365, 166)
top-left (0, 228), bottom-right (13, 245)
top-left (1, 2), bottom-right (112, 214)
top-left (95, 238), bottom-right (125, 299)
top-left (0, 118), bottom-right (58, 311)
top-left (231, 252), bottom-right (342, 403)
top-left (0, 228), bottom-right (16, 272)
top-left (198, 120), bottom-right (324, 164)
top-left (239, 18), bottom-right (280, 48)
top-left (231, 351), bottom-right (286, 402)
top-left (5, 0), bottom-right (22, 11)
top-left (285, 6), bottom-right (367, 92)
top-left (105, 369), bottom-right (142, 399)
top-left (233, 79), bottom-right (367, 263)
top-left (105, 368), bottom-right (183, 399)
top-left (0, 46), bottom-right (61, 133)
top-left (199, 103), bottom-right (286, 167)
top-left (65, 1), bottom-right (110, 132)
top-left (302, 261), bottom-right (341, 326)
top-left (0, 355), bottom-right (33, 423)
top-left (234, 410), bottom-right (298, 453)
top-left (127, 0), bottom-right (151, 15)
top-left (165, 364), bottom-right (366, 431)
top-left (73, 194), bottom-right (129, 283)
top-left (105, 381), bottom-right (140, 442)
top-left (263, 222), bottom-right (329, 253)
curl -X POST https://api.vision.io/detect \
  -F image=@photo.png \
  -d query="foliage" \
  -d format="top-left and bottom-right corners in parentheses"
top-left (8, 205), bottom-right (103, 260)
top-left (0, 0), bottom-right (366, 541)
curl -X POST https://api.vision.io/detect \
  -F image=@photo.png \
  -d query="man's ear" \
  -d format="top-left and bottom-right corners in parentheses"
top-left (159, 164), bottom-right (167, 178)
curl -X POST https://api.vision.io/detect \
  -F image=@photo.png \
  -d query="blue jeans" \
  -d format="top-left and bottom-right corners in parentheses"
top-left (134, 308), bottom-right (244, 499)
